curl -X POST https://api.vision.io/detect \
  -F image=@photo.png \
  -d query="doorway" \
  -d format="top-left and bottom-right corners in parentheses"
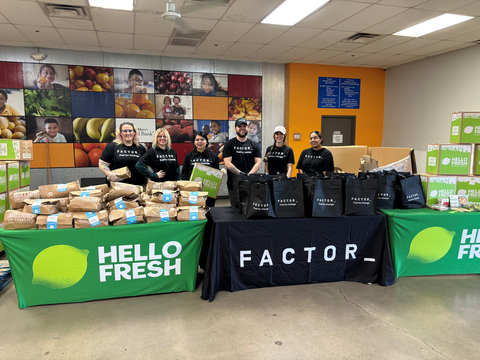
top-left (321, 115), bottom-right (356, 146)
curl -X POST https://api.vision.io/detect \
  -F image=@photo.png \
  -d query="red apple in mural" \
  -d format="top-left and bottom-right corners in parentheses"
top-left (84, 68), bottom-right (96, 79)
top-left (84, 79), bottom-right (93, 89)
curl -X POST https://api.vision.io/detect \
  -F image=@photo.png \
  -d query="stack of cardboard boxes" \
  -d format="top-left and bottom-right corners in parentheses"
top-left (422, 112), bottom-right (480, 206)
top-left (0, 139), bottom-right (33, 253)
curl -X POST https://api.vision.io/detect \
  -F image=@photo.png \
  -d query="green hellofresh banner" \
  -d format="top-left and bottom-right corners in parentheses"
top-left (0, 221), bottom-right (206, 309)
top-left (383, 208), bottom-right (480, 278)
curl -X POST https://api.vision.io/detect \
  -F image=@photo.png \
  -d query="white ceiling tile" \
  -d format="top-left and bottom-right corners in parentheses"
top-left (403, 40), bottom-right (467, 55)
top-left (39, 0), bottom-right (88, 5)
top-left (50, 18), bottom-right (95, 30)
top-left (268, 27), bottom-right (323, 47)
top-left (414, 0), bottom-right (476, 11)
top-left (301, 49), bottom-right (345, 62)
top-left (239, 24), bottom-right (289, 44)
top-left (367, 53), bottom-right (424, 66)
top-left (98, 32), bottom-right (133, 49)
top-left (378, 38), bottom-right (439, 54)
top-left (343, 52), bottom-right (396, 64)
top-left (102, 47), bottom-right (133, 54)
top-left (298, 30), bottom-right (355, 48)
top-left (69, 45), bottom-right (102, 52)
top-left (179, 3), bottom-right (228, 20)
top-left (206, 21), bottom-right (255, 42)
top-left (325, 42), bottom-right (364, 51)
top-left (248, 45), bottom-right (292, 58)
top-left (354, 35), bottom-right (411, 52)
top-left (58, 28), bottom-right (99, 46)
top-left (297, 1), bottom-right (371, 29)
top-left (134, 35), bottom-right (169, 51)
top-left (163, 45), bottom-right (196, 54)
top-left (421, 17), bottom-right (480, 40)
top-left (451, 1), bottom-right (480, 16)
top-left (16, 26), bottom-right (65, 44)
top-left (0, 24), bottom-right (29, 41)
top-left (0, 0), bottom-right (52, 26)
top-left (33, 43), bottom-right (70, 50)
top-left (275, 47), bottom-right (319, 60)
top-left (323, 51), bottom-right (371, 63)
top-left (347, 0), bottom-right (379, 3)
top-left (377, 0), bottom-right (428, 6)
top-left (331, 4), bottom-right (408, 32)
top-left (194, 40), bottom-right (233, 55)
top-left (364, 8), bottom-right (441, 34)
top-left (450, 28), bottom-right (480, 41)
top-left (90, 8), bottom-right (134, 34)
top-left (383, 55), bottom-right (427, 66)
top-left (222, 0), bottom-right (284, 23)
top-left (135, 13), bottom-right (174, 37)
top-left (135, 0), bottom-right (178, 13)
top-left (425, 42), bottom-right (476, 56)
top-left (0, 13), bottom-right (8, 23)
top-left (221, 42), bottom-right (264, 57)
top-left (174, 18), bottom-right (218, 31)
top-left (0, 40), bottom-right (34, 47)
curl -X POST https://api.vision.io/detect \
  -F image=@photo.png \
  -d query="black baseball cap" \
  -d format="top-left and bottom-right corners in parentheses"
top-left (235, 118), bottom-right (248, 127)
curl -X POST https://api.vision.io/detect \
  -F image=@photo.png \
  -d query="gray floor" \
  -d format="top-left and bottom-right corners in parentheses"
top-left (1, 200), bottom-right (479, 359)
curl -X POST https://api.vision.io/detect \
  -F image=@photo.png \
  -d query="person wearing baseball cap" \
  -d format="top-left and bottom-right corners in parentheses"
top-left (223, 118), bottom-right (262, 206)
top-left (263, 125), bottom-right (295, 178)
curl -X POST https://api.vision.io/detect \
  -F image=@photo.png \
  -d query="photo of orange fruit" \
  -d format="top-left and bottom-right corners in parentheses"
top-left (115, 94), bottom-right (155, 118)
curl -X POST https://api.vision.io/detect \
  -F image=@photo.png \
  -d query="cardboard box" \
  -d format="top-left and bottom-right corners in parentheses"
top-left (20, 161), bottom-right (30, 187)
top-left (368, 147), bottom-right (417, 173)
top-left (5, 161), bottom-right (19, 190)
top-left (0, 162), bottom-right (6, 193)
top-left (421, 174), bottom-right (456, 206)
top-left (6, 188), bottom-right (19, 210)
top-left (189, 164), bottom-right (224, 199)
top-left (456, 176), bottom-right (480, 202)
top-left (0, 140), bottom-right (33, 161)
top-left (450, 112), bottom-right (480, 143)
top-left (0, 192), bottom-right (6, 223)
top-left (324, 145), bottom-right (367, 174)
top-left (426, 144), bottom-right (473, 175)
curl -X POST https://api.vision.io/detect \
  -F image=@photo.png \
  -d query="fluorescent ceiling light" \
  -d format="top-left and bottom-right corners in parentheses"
top-left (89, 0), bottom-right (133, 11)
top-left (261, 0), bottom-right (330, 26)
top-left (393, 13), bottom-right (473, 37)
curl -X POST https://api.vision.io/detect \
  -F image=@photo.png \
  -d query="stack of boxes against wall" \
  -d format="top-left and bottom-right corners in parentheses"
top-left (0, 139), bottom-right (33, 252)
top-left (422, 112), bottom-right (480, 206)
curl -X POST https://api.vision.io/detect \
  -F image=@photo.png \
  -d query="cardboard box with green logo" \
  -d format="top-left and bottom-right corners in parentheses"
top-left (0, 140), bottom-right (33, 161)
top-left (426, 144), bottom-right (474, 175)
top-left (421, 174), bottom-right (456, 206)
top-left (0, 192), bottom-right (6, 223)
top-left (456, 176), bottom-right (480, 202)
top-left (0, 161), bottom-right (6, 193)
top-left (189, 164), bottom-right (224, 199)
top-left (5, 161), bottom-right (20, 190)
top-left (20, 161), bottom-right (30, 187)
top-left (7, 188), bottom-right (19, 210)
top-left (450, 112), bottom-right (480, 143)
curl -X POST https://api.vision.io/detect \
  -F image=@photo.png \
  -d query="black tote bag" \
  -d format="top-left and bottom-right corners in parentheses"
top-left (312, 177), bottom-right (343, 217)
top-left (396, 174), bottom-right (426, 209)
top-left (271, 178), bottom-right (305, 218)
top-left (358, 172), bottom-right (396, 209)
top-left (239, 181), bottom-right (275, 219)
top-left (233, 173), bottom-right (270, 211)
top-left (344, 177), bottom-right (378, 216)
top-left (297, 173), bottom-right (320, 217)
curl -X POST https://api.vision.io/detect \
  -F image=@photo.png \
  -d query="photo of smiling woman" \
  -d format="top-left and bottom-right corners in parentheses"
top-left (135, 128), bottom-right (180, 182)
top-left (296, 131), bottom-right (334, 176)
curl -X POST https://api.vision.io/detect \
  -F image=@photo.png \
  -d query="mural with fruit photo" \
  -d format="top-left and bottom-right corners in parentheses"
top-left (71, 117), bottom-right (115, 144)
top-left (193, 73), bottom-right (228, 97)
top-left (228, 97), bottom-right (261, 121)
top-left (156, 119), bottom-right (193, 144)
top-left (22, 64), bottom-right (69, 91)
top-left (115, 93), bottom-right (155, 119)
top-left (0, 116), bottom-right (27, 140)
top-left (26, 116), bottom-right (74, 143)
top-left (155, 71), bottom-right (193, 96)
top-left (69, 66), bottom-right (113, 92)
top-left (74, 143), bottom-right (107, 167)
top-left (155, 95), bottom-right (192, 119)
top-left (114, 68), bottom-right (155, 94)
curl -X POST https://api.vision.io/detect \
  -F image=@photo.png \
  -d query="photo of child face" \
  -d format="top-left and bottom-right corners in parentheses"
top-left (40, 66), bottom-right (56, 84)
top-left (173, 97), bottom-right (180, 105)
top-left (164, 97), bottom-right (171, 106)
top-left (0, 93), bottom-right (6, 109)
top-left (248, 123), bottom-right (258, 136)
top-left (202, 78), bottom-right (213, 94)
top-left (45, 122), bottom-right (59, 138)
top-left (129, 73), bottom-right (143, 87)
top-left (210, 121), bottom-right (221, 135)
top-left (202, 125), bottom-right (210, 134)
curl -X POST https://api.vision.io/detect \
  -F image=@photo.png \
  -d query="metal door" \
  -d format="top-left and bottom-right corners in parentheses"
top-left (321, 116), bottom-right (356, 146)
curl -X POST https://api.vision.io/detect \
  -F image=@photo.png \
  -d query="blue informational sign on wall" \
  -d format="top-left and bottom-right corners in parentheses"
top-left (318, 77), bottom-right (361, 109)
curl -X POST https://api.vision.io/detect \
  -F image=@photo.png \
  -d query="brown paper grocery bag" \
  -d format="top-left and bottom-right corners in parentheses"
top-left (39, 180), bottom-right (80, 198)
top-left (146, 180), bottom-right (176, 194)
top-left (67, 196), bottom-right (103, 212)
top-left (178, 191), bottom-right (209, 207)
top-left (108, 207), bottom-right (145, 226)
top-left (176, 180), bottom-right (202, 192)
top-left (144, 206), bottom-right (177, 223)
top-left (4, 210), bottom-right (37, 230)
top-left (9, 190), bottom-right (40, 210)
top-left (23, 199), bottom-right (60, 215)
top-left (36, 212), bottom-right (74, 230)
top-left (177, 206), bottom-right (208, 221)
top-left (73, 210), bottom-right (109, 228)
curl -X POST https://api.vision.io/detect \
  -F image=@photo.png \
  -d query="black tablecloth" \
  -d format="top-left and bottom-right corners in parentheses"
top-left (201, 207), bottom-right (395, 301)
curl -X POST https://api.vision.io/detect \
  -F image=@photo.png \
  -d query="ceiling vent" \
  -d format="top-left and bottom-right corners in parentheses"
top-left (41, 3), bottom-right (91, 20)
top-left (342, 33), bottom-right (384, 44)
top-left (169, 28), bottom-right (209, 47)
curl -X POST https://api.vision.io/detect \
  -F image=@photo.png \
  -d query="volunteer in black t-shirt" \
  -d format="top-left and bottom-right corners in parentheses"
top-left (264, 125), bottom-right (295, 177)
top-left (99, 122), bottom-right (146, 186)
top-left (135, 128), bottom-right (180, 182)
top-left (296, 131), bottom-right (334, 176)
top-left (223, 118), bottom-right (262, 206)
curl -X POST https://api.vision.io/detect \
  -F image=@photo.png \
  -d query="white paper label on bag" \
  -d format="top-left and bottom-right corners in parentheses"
top-left (47, 214), bottom-right (59, 230)
top-left (189, 191), bottom-right (199, 204)
top-left (86, 212), bottom-right (100, 227)
top-left (32, 199), bottom-right (43, 214)
top-left (190, 206), bottom-right (198, 221)
top-left (159, 209), bottom-right (169, 222)
top-left (80, 191), bottom-right (90, 197)
top-left (114, 197), bottom-right (126, 209)
top-left (126, 209), bottom-right (136, 224)
top-left (86, 186), bottom-right (96, 190)
top-left (163, 190), bottom-right (172, 202)
top-left (58, 183), bottom-right (67, 192)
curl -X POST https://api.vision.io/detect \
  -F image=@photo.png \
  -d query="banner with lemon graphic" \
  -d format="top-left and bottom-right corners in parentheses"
top-left (0, 221), bottom-right (206, 309)
top-left (383, 208), bottom-right (480, 278)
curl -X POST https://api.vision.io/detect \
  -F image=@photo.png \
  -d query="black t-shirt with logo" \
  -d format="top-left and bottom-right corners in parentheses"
top-left (100, 143), bottom-right (146, 185)
top-left (223, 137), bottom-right (261, 189)
top-left (181, 150), bottom-right (220, 180)
top-left (137, 147), bottom-right (179, 182)
top-left (264, 145), bottom-right (295, 175)
top-left (296, 148), bottom-right (334, 175)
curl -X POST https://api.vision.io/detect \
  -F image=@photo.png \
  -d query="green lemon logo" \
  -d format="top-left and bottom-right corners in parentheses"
top-left (407, 227), bottom-right (455, 263)
top-left (32, 245), bottom-right (89, 289)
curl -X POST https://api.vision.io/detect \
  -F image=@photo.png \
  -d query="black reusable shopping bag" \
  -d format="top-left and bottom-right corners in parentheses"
top-left (297, 173), bottom-right (320, 217)
top-left (312, 177), bottom-right (343, 217)
top-left (344, 177), bottom-right (378, 216)
top-left (358, 172), bottom-right (396, 209)
top-left (238, 181), bottom-right (275, 219)
top-left (271, 178), bottom-right (305, 218)
top-left (233, 173), bottom-right (269, 211)
top-left (396, 174), bottom-right (426, 209)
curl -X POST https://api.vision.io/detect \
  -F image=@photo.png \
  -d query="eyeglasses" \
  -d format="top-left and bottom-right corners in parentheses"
top-left (122, 130), bottom-right (134, 133)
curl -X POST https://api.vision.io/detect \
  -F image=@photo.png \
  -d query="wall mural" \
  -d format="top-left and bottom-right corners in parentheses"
top-left (0, 62), bottom-right (262, 168)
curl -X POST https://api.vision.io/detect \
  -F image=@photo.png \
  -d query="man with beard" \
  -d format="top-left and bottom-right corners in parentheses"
top-left (223, 118), bottom-right (262, 206)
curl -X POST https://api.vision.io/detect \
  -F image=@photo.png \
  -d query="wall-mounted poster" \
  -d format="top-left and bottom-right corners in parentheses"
top-left (0, 62), bottom-right (23, 89)
top-left (114, 68), bottom-right (155, 94)
top-left (228, 120), bottom-right (262, 152)
top-left (156, 119), bottom-right (193, 143)
top-left (22, 63), bottom-right (69, 90)
top-left (155, 94), bottom-right (192, 119)
top-left (74, 143), bottom-right (108, 167)
top-left (69, 66), bottom-right (114, 92)
top-left (194, 120), bottom-right (229, 157)
top-left (154, 71), bottom-right (193, 95)
top-left (0, 88), bottom-right (25, 116)
top-left (193, 73), bottom-right (228, 97)
top-left (228, 97), bottom-right (261, 121)
top-left (26, 116), bottom-right (74, 143)
top-left (70, 117), bottom-right (115, 143)
top-left (114, 93), bottom-right (155, 118)
top-left (116, 118), bottom-right (156, 143)
top-left (0, 116), bottom-right (26, 140)
top-left (23, 89), bottom-right (72, 117)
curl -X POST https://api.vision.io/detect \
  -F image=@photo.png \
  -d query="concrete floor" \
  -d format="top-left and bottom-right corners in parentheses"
top-left (1, 199), bottom-right (479, 359)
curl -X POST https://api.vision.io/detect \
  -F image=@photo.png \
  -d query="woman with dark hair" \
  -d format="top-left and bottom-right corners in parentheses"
top-left (296, 131), bottom-right (334, 176)
top-left (264, 126), bottom-right (295, 177)
top-left (135, 128), bottom-right (180, 182)
top-left (99, 122), bottom-right (146, 186)
top-left (0, 89), bottom-right (21, 116)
